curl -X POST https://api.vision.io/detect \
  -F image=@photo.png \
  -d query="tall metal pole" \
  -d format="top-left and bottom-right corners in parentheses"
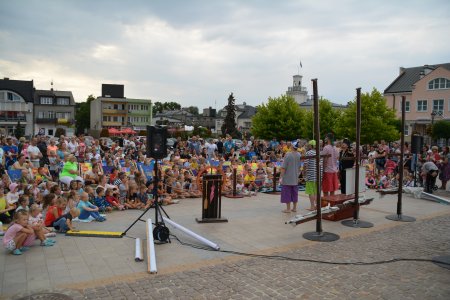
top-left (303, 79), bottom-right (340, 242)
top-left (342, 88), bottom-right (373, 228)
top-left (313, 79), bottom-right (322, 234)
top-left (353, 88), bottom-right (361, 220)
top-left (386, 96), bottom-right (416, 222)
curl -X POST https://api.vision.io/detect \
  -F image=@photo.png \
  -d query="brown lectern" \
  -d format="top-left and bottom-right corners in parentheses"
top-left (196, 174), bottom-right (228, 223)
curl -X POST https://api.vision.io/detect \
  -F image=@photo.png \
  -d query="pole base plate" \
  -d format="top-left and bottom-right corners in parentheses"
top-left (303, 231), bottom-right (340, 242)
top-left (341, 219), bottom-right (374, 228)
top-left (385, 214), bottom-right (416, 222)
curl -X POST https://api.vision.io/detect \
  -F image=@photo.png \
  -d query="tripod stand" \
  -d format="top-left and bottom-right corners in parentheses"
top-left (122, 160), bottom-right (171, 243)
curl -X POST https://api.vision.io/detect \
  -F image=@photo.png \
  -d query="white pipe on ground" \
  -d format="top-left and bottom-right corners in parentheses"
top-left (162, 217), bottom-right (220, 250)
top-left (146, 219), bottom-right (157, 274)
top-left (135, 238), bottom-right (143, 262)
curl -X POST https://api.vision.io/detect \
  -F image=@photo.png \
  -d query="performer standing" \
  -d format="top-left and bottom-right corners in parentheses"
top-left (279, 142), bottom-right (302, 213)
top-left (321, 133), bottom-right (340, 197)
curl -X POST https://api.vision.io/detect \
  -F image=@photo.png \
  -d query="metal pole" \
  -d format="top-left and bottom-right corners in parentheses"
top-left (312, 79), bottom-right (322, 234)
top-left (397, 96), bottom-right (406, 216)
top-left (353, 88), bottom-right (361, 220)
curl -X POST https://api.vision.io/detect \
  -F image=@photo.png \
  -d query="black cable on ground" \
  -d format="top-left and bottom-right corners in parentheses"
top-left (169, 234), bottom-right (450, 267)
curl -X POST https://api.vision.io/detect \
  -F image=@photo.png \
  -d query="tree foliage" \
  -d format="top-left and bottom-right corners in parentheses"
top-left (185, 106), bottom-right (199, 115)
top-left (300, 99), bottom-right (343, 140)
top-left (221, 93), bottom-right (240, 138)
top-left (100, 128), bottom-right (110, 137)
top-left (14, 121), bottom-right (25, 139)
top-left (432, 120), bottom-right (450, 139)
top-left (75, 94), bottom-right (95, 135)
top-left (55, 128), bottom-right (66, 138)
top-left (335, 88), bottom-right (399, 144)
top-left (152, 101), bottom-right (182, 116)
top-left (251, 95), bottom-right (306, 140)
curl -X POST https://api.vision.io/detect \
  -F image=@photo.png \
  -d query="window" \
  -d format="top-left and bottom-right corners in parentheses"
top-left (48, 111), bottom-right (55, 118)
top-left (404, 101), bottom-right (410, 112)
top-left (113, 116), bottom-right (118, 122)
top-left (404, 125), bottom-right (409, 136)
top-left (56, 98), bottom-right (69, 105)
top-left (103, 116), bottom-right (107, 122)
top-left (48, 129), bottom-right (54, 136)
top-left (428, 78), bottom-right (450, 90)
top-left (433, 99), bottom-right (444, 113)
top-left (7, 92), bottom-right (21, 101)
top-left (40, 97), bottom-right (53, 105)
top-left (417, 100), bottom-right (427, 112)
top-left (38, 111), bottom-right (45, 118)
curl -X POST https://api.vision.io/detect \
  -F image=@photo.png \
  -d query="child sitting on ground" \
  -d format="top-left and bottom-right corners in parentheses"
top-left (104, 188), bottom-right (125, 210)
top-left (3, 210), bottom-right (36, 255)
top-left (15, 195), bottom-right (30, 212)
top-left (45, 197), bottom-right (67, 228)
top-left (6, 183), bottom-right (20, 206)
top-left (52, 207), bottom-right (80, 233)
top-left (94, 187), bottom-right (113, 212)
top-left (0, 187), bottom-right (15, 224)
top-left (28, 204), bottom-right (54, 237)
top-left (77, 192), bottom-right (106, 222)
top-left (126, 184), bottom-right (143, 209)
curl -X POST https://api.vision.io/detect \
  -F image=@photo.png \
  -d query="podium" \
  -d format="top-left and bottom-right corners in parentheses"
top-left (196, 174), bottom-right (228, 223)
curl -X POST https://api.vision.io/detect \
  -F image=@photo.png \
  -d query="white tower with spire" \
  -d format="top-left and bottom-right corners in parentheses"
top-left (286, 74), bottom-right (308, 104)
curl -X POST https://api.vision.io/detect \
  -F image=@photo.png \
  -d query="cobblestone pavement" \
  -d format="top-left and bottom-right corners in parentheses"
top-left (9, 213), bottom-right (450, 300)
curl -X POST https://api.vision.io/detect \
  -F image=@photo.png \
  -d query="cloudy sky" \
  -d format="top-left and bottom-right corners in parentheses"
top-left (1, 0), bottom-right (449, 109)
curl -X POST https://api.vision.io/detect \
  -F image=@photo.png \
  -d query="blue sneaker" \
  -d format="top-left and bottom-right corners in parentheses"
top-left (46, 239), bottom-right (56, 244)
top-left (12, 249), bottom-right (22, 255)
top-left (40, 240), bottom-right (54, 247)
top-left (19, 246), bottom-right (30, 252)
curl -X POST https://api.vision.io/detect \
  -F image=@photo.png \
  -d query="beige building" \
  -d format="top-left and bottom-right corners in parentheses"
top-left (384, 63), bottom-right (450, 143)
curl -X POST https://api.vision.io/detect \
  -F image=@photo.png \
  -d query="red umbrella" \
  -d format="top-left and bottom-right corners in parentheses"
top-left (121, 128), bottom-right (136, 135)
top-left (108, 128), bottom-right (120, 136)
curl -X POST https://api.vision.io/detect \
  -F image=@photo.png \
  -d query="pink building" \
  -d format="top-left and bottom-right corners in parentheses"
top-left (384, 63), bottom-right (450, 143)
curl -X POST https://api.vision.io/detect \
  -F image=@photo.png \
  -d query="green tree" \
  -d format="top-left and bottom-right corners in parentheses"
top-left (186, 106), bottom-right (199, 115)
top-left (100, 128), bottom-right (110, 137)
top-left (75, 94), bottom-right (95, 134)
top-left (432, 120), bottom-right (450, 140)
top-left (221, 93), bottom-right (240, 138)
top-left (300, 99), bottom-right (343, 140)
top-left (251, 95), bottom-right (306, 140)
top-left (14, 121), bottom-right (25, 139)
top-left (55, 128), bottom-right (66, 137)
top-left (163, 102), bottom-right (181, 111)
top-left (335, 88), bottom-right (399, 144)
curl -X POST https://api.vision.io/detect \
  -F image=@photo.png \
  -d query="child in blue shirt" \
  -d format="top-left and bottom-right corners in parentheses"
top-left (77, 192), bottom-right (106, 222)
top-left (94, 187), bottom-right (112, 213)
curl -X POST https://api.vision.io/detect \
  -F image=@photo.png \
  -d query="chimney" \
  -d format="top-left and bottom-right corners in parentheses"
top-left (3, 77), bottom-right (9, 80)
top-left (399, 67), bottom-right (405, 75)
top-left (419, 70), bottom-right (425, 79)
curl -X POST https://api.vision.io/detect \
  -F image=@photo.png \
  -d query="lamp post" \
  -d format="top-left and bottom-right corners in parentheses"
top-left (431, 110), bottom-right (437, 146)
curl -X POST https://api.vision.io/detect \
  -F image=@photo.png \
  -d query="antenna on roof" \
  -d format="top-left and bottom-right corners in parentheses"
top-left (51, 80), bottom-right (54, 91)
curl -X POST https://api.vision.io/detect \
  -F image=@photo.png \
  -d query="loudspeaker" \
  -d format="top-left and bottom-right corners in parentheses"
top-left (411, 135), bottom-right (423, 154)
top-left (147, 126), bottom-right (167, 159)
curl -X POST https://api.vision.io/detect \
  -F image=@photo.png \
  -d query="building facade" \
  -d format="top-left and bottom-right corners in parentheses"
top-left (0, 78), bottom-right (34, 136)
top-left (34, 89), bottom-right (76, 136)
top-left (384, 63), bottom-right (450, 143)
top-left (215, 102), bottom-right (256, 136)
top-left (90, 84), bottom-right (153, 135)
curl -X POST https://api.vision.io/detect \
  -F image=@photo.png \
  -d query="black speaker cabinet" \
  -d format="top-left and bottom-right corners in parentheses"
top-left (411, 135), bottom-right (423, 154)
top-left (147, 126), bottom-right (167, 159)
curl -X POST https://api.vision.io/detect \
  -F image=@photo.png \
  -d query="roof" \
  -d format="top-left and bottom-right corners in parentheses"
top-left (34, 89), bottom-right (75, 105)
top-left (0, 78), bottom-right (35, 103)
top-left (299, 98), bottom-right (347, 108)
top-left (384, 63), bottom-right (450, 94)
top-left (237, 105), bottom-right (256, 119)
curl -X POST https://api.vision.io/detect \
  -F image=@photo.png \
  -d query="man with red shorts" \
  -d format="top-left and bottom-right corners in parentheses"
top-left (321, 133), bottom-right (340, 196)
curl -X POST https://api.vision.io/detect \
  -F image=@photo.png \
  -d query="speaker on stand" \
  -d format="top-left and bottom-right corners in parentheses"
top-left (411, 135), bottom-right (423, 187)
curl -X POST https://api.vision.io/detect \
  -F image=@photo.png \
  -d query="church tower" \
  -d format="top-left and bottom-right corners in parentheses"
top-left (286, 74), bottom-right (308, 104)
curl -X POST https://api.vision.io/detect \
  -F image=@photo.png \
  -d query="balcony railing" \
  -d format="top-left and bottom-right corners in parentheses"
top-left (0, 116), bottom-right (27, 122)
top-left (35, 118), bottom-right (57, 124)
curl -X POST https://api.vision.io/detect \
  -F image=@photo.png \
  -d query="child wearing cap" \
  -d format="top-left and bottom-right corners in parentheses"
top-left (6, 183), bottom-right (20, 206)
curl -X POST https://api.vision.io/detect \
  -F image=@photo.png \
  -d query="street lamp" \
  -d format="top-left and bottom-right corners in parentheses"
top-left (431, 110), bottom-right (437, 125)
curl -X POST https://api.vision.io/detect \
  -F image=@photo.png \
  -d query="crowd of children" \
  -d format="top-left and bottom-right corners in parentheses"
top-left (1, 134), bottom-right (449, 255)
